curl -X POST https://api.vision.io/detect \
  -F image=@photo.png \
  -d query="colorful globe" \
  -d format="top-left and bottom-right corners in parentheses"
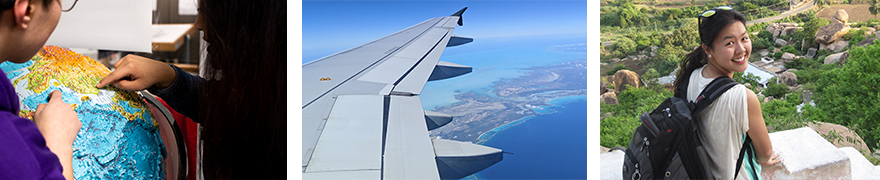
top-left (0, 46), bottom-right (166, 179)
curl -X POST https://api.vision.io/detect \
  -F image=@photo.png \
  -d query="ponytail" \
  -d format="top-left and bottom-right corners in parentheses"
top-left (672, 46), bottom-right (708, 98)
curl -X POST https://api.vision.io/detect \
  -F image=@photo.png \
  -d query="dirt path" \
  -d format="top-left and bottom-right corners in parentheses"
top-left (817, 4), bottom-right (880, 23)
top-left (747, 0), bottom-right (815, 25)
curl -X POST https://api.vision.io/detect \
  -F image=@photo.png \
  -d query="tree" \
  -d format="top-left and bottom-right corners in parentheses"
top-left (653, 45), bottom-right (686, 75)
top-left (814, 0), bottom-right (829, 9)
top-left (664, 8), bottom-right (683, 22)
top-left (871, 0), bottom-right (880, 16)
top-left (763, 78), bottom-right (789, 98)
top-left (614, 37), bottom-right (637, 57)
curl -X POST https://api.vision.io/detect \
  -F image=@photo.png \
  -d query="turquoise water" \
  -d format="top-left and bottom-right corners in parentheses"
top-left (422, 34), bottom-right (588, 110)
top-left (420, 35), bottom-right (589, 179)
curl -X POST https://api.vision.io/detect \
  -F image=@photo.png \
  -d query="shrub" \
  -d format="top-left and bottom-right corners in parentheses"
top-left (763, 78), bottom-right (789, 98)
top-left (614, 37), bottom-right (637, 57)
top-left (785, 57), bottom-right (821, 70)
top-left (761, 98), bottom-right (807, 133)
top-left (781, 45), bottom-right (799, 55)
top-left (773, 51), bottom-right (784, 59)
top-left (733, 72), bottom-right (760, 93)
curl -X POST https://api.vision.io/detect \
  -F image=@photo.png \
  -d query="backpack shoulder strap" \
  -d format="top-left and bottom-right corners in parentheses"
top-left (691, 76), bottom-right (739, 115)
top-left (734, 135), bottom-right (753, 179)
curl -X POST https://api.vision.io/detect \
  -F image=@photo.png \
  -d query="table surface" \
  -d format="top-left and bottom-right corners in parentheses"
top-left (152, 24), bottom-right (194, 43)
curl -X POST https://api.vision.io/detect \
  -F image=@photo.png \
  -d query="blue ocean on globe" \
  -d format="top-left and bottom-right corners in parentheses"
top-left (0, 47), bottom-right (166, 180)
top-left (421, 34), bottom-right (588, 179)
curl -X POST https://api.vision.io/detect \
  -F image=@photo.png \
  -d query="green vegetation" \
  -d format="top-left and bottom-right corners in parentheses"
top-left (764, 77), bottom-right (789, 98)
top-left (785, 57), bottom-right (820, 70)
top-left (600, 85), bottom-right (672, 148)
top-left (813, 40), bottom-right (880, 150)
top-left (733, 71), bottom-right (761, 92)
top-left (845, 28), bottom-right (868, 46)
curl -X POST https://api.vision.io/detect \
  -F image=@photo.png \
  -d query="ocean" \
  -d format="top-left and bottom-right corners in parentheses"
top-left (473, 98), bottom-right (589, 179)
top-left (422, 34), bottom-right (588, 110)
top-left (420, 34), bottom-right (589, 179)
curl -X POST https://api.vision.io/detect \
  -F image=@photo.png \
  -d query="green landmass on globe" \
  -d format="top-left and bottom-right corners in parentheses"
top-left (1, 45), bottom-right (166, 179)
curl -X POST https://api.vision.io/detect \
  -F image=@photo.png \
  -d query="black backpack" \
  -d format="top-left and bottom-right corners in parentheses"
top-left (622, 76), bottom-right (758, 179)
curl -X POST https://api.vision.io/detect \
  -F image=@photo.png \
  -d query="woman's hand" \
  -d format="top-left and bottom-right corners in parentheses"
top-left (33, 90), bottom-right (81, 180)
top-left (759, 153), bottom-right (782, 165)
top-left (96, 54), bottom-right (176, 91)
top-left (34, 90), bottom-right (80, 148)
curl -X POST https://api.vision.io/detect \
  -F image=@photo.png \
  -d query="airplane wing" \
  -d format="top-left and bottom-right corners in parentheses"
top-left (302, 7), bottom-right (503, 179)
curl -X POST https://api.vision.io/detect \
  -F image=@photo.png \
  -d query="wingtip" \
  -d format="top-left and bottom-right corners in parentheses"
top-left (452, 7), bottom-right (467, 26)
top-left (451, 7), bottom-right (467, 17)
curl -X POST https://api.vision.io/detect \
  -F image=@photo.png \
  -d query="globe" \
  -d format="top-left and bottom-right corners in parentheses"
top-left (1, 46), bottom-right (166, 179)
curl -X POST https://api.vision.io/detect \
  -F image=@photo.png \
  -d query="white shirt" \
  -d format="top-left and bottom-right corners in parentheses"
top-left (687, 66), bottom-right (751, 180)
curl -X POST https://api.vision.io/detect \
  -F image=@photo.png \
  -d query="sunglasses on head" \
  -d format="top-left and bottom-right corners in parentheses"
top-left (699, 6), bottom-right (733, 24)
top-left (700, 6), bottom-right (733, 18)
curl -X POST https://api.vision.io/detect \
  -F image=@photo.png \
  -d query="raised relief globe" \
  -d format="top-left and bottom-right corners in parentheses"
top-left (1, 46), bottom-right (166, 179)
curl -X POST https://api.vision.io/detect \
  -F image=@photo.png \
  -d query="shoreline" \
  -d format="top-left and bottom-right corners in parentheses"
top-left (475, 95), bottom-right (589, 145)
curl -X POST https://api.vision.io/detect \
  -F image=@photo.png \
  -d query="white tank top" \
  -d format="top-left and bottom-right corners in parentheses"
top-left (686, 66), bottom-right (751, 180)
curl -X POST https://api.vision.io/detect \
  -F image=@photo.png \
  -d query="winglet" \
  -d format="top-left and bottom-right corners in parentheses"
top-left (451, 7), bottom-right (467, 26)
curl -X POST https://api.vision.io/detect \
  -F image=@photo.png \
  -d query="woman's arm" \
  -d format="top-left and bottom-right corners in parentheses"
top-left (745, 90), bottom-right (781, 165)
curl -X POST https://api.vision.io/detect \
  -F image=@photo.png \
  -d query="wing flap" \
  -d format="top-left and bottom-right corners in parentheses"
top-left (383, 96), bottom-right (440, 179)
top-left (305, 95), bottom-right (385, 173)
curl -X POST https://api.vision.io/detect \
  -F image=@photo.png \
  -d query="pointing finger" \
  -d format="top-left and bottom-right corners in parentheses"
top-left (48, 90), bottom-right (62, 103)
top-left (97, 68), bottom-right (131, 88)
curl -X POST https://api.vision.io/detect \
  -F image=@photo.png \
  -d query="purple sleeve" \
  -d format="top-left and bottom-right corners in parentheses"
top-left (0, 112), bottom-right (65, 180)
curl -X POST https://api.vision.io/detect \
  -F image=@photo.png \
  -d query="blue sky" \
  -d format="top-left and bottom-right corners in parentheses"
top-left (302, 0), bottom-right (589, 62)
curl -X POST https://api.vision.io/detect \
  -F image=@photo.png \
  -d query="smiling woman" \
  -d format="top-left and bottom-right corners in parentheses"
top-left (672, 6), bottom-right (781, 180)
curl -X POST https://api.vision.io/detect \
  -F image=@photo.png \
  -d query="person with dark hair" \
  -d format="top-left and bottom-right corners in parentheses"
top-left (672, 6), bottom-right (781, 180)
top-left (0, 0), bottom-right (81, 179)
top-left (96, 0), bottom-right (286, 179)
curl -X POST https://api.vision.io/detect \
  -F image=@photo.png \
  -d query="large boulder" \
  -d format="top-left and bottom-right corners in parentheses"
top-left (601, 92), bottom-right (618, 105)
top-left (779, 71), bottom-right (798, 86)
top-left (806, 48), bottom-right (818, 58)
top-left (808, 122), bottom-right (871, 156)
top-left (776, 39), bottom-right (789, 46)
top-left (612, 69), bottom-right (640, 94)
top-left (820, 39), bottom-right (850, 52)
top-left (600, 81), bottom-right (607, 95)
top-left (826, 40), bottom-right (850, 52)
top-left (824, 51), bottom-right (850, 64)
top-left (766, 23), bottom-right (779, 35)
top-left (855, 37), bottom-right (878, 47)
top-left (782, 52), bottom-right (796, 61)
top-left (815, 22), bottom-right (851, 44)
top-left (834, 9), bottom-right (849, 24)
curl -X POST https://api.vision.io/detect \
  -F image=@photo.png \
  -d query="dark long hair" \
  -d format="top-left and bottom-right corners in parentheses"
top-left (197, 0), bottom-right (286, 179)
top-left (672, 7), bottom-right (746, 95)
top-left (0, 0), bottom-right (53, 11)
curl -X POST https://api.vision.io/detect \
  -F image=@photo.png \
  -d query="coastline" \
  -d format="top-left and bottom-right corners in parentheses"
top-left (476, 95), bottom-right (589, 145)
